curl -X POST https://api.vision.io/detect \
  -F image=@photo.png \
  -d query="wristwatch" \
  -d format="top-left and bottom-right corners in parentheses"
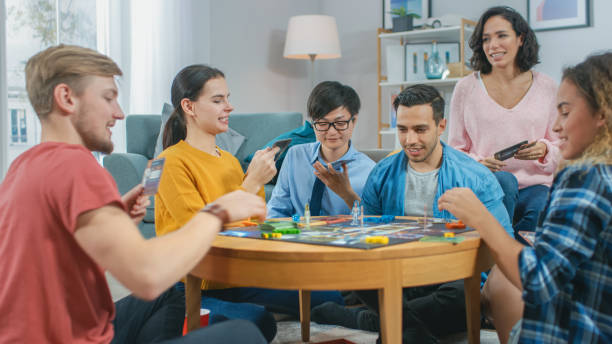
top-left (200, 203), bottom-right (230, 225)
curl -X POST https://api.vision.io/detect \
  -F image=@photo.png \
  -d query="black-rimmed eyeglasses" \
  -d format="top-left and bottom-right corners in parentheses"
top-left (313, 117), bottom-right (354, 131)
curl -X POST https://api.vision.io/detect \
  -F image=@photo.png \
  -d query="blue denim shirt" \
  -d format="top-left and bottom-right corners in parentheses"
top-left (362, 141), bottom-right (513, 236)
top-left (267, 142), bottom-right (375, 218)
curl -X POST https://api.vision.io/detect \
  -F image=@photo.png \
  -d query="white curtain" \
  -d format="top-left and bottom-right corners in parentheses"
top-left (106, 0), bottom-right (210, 153)
top-left (0, 0), bottom-right (7, 179)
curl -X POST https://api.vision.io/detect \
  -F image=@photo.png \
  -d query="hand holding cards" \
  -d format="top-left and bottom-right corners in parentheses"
top-left (142, 158), bottom-right (165, 196)
top-left (272, 138), bottom-right (292, 162)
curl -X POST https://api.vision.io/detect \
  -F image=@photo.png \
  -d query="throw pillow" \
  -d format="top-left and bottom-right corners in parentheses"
top-left (153, 103), bottom-right (173, 158)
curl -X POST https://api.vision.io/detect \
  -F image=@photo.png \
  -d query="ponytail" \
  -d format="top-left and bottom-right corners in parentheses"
top-left (162, 108), bottom-right (186, 149)
top-left (164, 64), bottom-right (225, 149)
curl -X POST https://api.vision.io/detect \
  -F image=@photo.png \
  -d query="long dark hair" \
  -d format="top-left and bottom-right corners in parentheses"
top-left (469, 6), bottom-right (539, 74)
top-left (162, 64), bottom-right (225, 149)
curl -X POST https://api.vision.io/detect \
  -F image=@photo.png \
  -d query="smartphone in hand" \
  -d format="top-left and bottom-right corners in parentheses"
top-left (494, 141), bottom-right (534, 161)
top-left (272, 138), bottom-right (292, 162)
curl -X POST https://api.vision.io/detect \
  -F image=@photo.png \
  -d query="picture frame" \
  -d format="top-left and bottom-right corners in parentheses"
top-left (382, 0), bottom-right (431, 30)
top-left (527, 0), bottom-right (590, 31)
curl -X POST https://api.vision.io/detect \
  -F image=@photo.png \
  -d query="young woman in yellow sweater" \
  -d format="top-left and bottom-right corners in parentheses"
top-left (155, 65), bottom-right (344, 342)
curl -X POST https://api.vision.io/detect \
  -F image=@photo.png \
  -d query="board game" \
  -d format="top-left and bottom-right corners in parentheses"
top-left (219, 216), bottom-right (474, 250)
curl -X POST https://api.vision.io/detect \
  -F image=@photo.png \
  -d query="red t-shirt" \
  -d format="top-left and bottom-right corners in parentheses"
top-left (0, 142), bottom-right (125, 343)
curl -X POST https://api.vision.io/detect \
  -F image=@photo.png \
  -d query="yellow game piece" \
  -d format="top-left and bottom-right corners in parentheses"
top-left (262, 233), bottom-right (270, 239)
top-left (272, 233), bottom-right (282, 239)
top-left (444, 232), bottom-right (455, 238)
top-left (364, 236), bottom-right (389, 244)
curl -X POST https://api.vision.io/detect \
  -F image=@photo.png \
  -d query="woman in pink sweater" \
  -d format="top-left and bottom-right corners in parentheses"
top-left (449, 6), bottom-right (559, 235)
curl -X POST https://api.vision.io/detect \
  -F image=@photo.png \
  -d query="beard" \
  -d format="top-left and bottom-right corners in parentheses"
top-left (73, 112), bottom-right (114, 154)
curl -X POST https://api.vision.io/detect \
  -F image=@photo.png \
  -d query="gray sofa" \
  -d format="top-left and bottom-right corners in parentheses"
top-left (103, 112), bottom-right (303, 238)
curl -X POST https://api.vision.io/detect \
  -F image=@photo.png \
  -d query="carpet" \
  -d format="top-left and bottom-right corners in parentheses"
top-left (272, 320), bottom-right (500, 344)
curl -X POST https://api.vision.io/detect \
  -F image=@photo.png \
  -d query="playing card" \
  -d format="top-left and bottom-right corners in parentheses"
top-left (142, 158), bottom-right (165, 196)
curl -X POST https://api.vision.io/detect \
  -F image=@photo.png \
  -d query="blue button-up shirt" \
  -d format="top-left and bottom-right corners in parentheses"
top-left (267, 142), bottom-right (375, 218)
top-left (517, 164), bottom-right (611, 343)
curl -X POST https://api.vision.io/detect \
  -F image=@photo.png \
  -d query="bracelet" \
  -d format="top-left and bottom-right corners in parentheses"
top-left (200, 203), bottom-right (230, 225)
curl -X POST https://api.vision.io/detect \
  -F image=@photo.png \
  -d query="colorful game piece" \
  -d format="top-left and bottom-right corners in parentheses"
top-left (292, 214), bottom-right (300, 222)
top-left (419, 236), bottom-right (464, 244)
top-left (351, 200), bottom-right (360, 226)
top-left (364, 236), bottom-right (389, 245)
top-left (445, 221), bottom-right (466, 229)
top-left (261, 233), bottom-right (270, 239)
top-left (272, 233), bottom-right (282, 238)
top-left (360, 205), bottom-right (364, 226)
top-left (299, 221), bottom-right (325, 228)
top-left (273, 228), bottom-right (300, 234)
top-left (240, 220), bottom-right (258, 227)
top-left (444, 232), bottom-right (455, 238)
top-left (305, 203), bottom-right (311, 227)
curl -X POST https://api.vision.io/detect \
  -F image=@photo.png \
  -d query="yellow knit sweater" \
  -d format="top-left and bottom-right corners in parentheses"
top-left (155, 140), bottom-right (264, 289)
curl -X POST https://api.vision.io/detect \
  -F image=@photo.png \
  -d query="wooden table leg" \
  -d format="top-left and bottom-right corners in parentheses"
top-left (378, 283), bottom-right (402, 344)
top-left (186, 274), bottom-right (202, 333)
top-left (464, 274), bottom-right (481, 344)
top-left (299, 289), bottom-right (311, 342)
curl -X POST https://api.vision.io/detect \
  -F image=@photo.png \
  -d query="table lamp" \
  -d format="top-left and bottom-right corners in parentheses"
top-left (283, 15), bottom-right (341, 88)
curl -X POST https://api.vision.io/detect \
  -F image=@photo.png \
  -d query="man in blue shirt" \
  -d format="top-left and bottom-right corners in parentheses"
top-left (267, 81), bottom-right (375, 218)
top-left (312, 85), bottom-right (513, 343)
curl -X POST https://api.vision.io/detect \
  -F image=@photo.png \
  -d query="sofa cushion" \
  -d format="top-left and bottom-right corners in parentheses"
top-left (153, 103), bottom-right (173, 159)
top-left (229, 112), bottom-right (303, 170)
top-left (126, 115), bottom-right (162, 160)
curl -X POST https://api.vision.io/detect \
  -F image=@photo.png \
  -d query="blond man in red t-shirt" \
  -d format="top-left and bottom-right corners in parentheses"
top-left (0, 44), bottom-right (267, 344)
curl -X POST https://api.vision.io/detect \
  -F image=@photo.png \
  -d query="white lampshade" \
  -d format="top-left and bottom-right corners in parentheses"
top-left (283, 15), bottom-right (341, 60)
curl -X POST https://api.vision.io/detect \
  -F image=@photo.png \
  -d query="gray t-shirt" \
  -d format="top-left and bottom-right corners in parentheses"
top-left (404, 163), bottom-right (439, 217)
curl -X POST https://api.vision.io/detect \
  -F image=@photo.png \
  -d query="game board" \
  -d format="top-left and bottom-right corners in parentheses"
top-left (219, 216), bottom-right (474, 250)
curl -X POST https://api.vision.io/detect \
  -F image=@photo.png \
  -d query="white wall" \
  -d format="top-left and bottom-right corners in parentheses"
top-left (209, 0), bottom-right (319, 117)
top-left (318, 1), bottom-right (381, 149)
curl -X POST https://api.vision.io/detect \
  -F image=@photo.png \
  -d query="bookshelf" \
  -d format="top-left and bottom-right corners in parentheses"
top-left (376, 18), bottom-right (477, 148)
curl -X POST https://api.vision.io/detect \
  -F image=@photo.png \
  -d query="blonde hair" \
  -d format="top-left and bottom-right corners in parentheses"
top-left (25, 44), bottom-right (122, 118)
top-left (562, 52), bottom-right (612, 165)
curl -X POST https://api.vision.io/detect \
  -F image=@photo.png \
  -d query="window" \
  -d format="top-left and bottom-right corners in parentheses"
top-left (4, 0), bottom-right (99, 164)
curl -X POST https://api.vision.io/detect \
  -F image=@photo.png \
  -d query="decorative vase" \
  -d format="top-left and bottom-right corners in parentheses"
top-left (425, 41), bottom-right (446, 79)
top-left (392, 16), bottom-right (413, 32)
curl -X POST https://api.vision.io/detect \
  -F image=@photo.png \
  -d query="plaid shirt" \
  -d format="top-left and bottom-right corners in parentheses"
top-left (518, 164), bottom-right (612, 343)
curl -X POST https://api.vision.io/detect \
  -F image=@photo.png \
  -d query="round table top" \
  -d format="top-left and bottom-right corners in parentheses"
top-left (211, 219), bottom-right (483, 262)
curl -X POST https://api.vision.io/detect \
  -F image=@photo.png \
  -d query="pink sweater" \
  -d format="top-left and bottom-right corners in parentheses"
top-left (448, 71), bottom-right (560, 189)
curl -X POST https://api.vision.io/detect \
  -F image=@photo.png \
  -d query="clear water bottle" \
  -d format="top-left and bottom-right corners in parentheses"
top-left (425, 41), bottom-right (445, 79)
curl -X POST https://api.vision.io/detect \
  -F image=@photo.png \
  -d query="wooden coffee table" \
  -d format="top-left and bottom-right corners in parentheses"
top-left (185, 225), bottom-right (493, 343)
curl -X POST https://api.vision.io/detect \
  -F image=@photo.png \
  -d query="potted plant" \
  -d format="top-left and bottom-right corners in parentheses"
top-left (389, 7), bottom-right (421, 32)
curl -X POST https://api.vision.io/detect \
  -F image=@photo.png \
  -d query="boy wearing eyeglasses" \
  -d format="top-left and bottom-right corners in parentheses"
top-left (267, 81), bottom-right (375, 218)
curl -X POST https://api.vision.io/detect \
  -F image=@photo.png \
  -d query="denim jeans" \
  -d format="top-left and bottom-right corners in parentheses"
top-left (175, 283), bottom-right (344, 342)
top-left (355, 280), bottom-right (466, 343)
top-left (494, 172), bottom-right (549, 237)
top-left (494, 171), bottom-right (519, 223)
top-left (514, 184), bottom-right (549, 232)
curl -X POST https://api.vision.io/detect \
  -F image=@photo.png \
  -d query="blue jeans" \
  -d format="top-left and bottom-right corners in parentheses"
top-left (494, 172), bottom-right (519, 224)
top-left (112, 287), bottom-right (266, 344)
top-left (494, 172), bottom-right (549, 236)
top-left (514, 184), bottom-right (549, 232)
top-left (176, 283), bottom-right (344, 342)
